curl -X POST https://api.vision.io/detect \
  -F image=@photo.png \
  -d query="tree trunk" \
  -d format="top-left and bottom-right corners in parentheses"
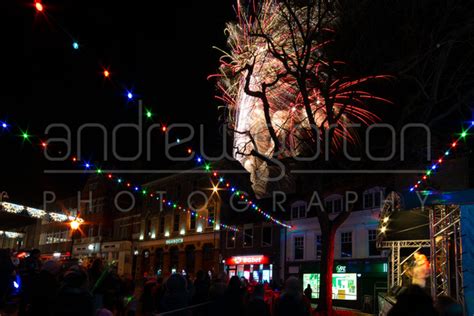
top-left (317, 225), bottom-right (336, 316)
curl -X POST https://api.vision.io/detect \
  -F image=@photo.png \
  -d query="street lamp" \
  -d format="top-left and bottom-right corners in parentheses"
top-left (69, 219), bottom-right (81, 259)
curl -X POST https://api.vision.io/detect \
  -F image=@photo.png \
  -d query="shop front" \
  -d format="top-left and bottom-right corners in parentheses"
top-left (224, 255), bottom-right (274, 283)
top-left (287, 259), bottom-right (388, 312)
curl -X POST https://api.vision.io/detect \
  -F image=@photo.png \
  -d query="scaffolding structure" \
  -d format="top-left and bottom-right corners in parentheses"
top-left (378, 193), bottom-right (465, 306)
top-left (429, 204), bottom-right (464, 306)
top-left (380, 240), bottom-right (431, 289)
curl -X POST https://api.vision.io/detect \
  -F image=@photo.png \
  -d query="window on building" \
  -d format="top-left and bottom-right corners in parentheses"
top-left (341, 232), bottom-right (352, 258)
top-left (316, 235), bottom-right (322, 259)
top-left (146, 219), bottom-right (152, 237)
top-left (262, 226), bottom-right (272, 247)
top-left (207, 206), bottom-right (215, 228)
top-left (368, 229), bottom-right (380, 256)
top-left (243, 225), bottom-right (253, 247)
top-left (226, 230), bottom-right (236, 248)
top-left (294, 236), bottom-right (304, 260)
top-left (291, 202), bottom-right (307, 219)
top-left (325, 196), bottom-right (343, 213)
top-left (159, 215), bottom-right (165, 234)
top-left (173, 214), bottom-right (180, 232)
top-left (88, 225), bottom-right (95, 237)
top-left (189, 213), bottom-right (196, 230)
top-left (363, 188), bottom-right (384, 209)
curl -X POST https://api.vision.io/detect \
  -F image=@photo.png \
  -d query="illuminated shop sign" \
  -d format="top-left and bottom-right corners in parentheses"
top-left (166, 238), bottom-right (184, 245)
top-left (225, 255), bottom-right (270, 265)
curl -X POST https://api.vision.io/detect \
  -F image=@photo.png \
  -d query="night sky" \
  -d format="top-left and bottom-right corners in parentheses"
top-left (0, 0), bottom-right (236, 205)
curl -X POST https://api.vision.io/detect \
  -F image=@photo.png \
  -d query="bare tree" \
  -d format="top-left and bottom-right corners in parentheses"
top-left (213, 0), bottom-right (391, 314)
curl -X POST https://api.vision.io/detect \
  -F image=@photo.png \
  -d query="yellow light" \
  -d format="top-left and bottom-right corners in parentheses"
top-left (383, 217), bottom-right (389, 224)
top-left (70, 220), bottom-right (80, 230)
top-left (380, 226), bottom-right (387, 233)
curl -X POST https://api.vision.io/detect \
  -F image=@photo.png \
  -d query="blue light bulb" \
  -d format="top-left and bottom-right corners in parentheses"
top-left (72, 42), bottom-right (79, 50)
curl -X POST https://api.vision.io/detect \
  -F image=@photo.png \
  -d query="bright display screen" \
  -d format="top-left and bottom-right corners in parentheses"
top-left (303, 273), bottom-right (357, 301)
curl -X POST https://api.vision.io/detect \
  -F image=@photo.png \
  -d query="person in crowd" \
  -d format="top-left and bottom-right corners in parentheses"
top-left (54, 266), bottom-right (94, 316)
top-left (0, 249), bottom-right (14, 309)
top-left (245, 284), bottom-right (270, 316)
top-left (28, 260), bottom-right (61, 316)
top-left (18, 249), bottom-right (42, 315)
top-left (193, 270), bottom-right (209, 304)
top-left (207, 272), bottom-right (228, 316)
top-left (222, 276), bottom-right (245, 316)
top-left (140, 276), bottom-right (157, 315)
top-left (387, 284), bottom-right (438, 316)
top-left (435, 295), bottom-right (463, 316)
top-left (273, 276), bottom-right (311, 316)
top-left (159, 274), bottom-right (189, 316)
top-left (304, 284), bottom-right (313, 301)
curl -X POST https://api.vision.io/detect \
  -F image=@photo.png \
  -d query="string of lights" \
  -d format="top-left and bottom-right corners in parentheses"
top-left (160, 197), bottom-right (239, 233)
top-left (409, 121), bottom-right (474, 192)
top-left (4, 1), bottom-right (293, 229)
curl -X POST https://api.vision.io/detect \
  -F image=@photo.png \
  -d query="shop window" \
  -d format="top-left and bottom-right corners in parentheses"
top-left (294, 236), bottom-right (304, 260)
top-left (243, 225), bottom-right (253, 247)
top-left (189, 213), bottom-right (196, 230)
top-left (170, 247), bottom-right (179, 270)
top-left (185, 245), bottom-right (196, 273)
top-left (202, 243), bottom-right (214, 262)
top-left (227, 230), bottom-right (236, 248)
top-left (155, 248), bottom-right (164, 270)
top-left (173, 214), bottom-right (180, 232)
top-left (363, 188), bottom-right (384, 209)
top-left (262, 226), bottom-right (272, 247)
top-left (316, 235), bottom-right (322, 259)
top-left (341, 232), bottom-right (352, 258)
top-left (291, 201), bottom-right (307, 219)
top-left (368, 229), bottom-right (380, 256)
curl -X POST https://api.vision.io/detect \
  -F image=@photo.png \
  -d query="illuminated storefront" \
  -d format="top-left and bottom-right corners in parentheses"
top-left (224, 255), bottom-right (273, 283)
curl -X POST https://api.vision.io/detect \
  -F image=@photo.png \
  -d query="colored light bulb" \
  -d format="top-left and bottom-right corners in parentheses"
top-left (103, 70), bottom-right (110, 78)
top-left (127, 92), bottom-right (133, 99)
top-left (1, 122), bottom-right (7, 128)
top-left (35, 2), bottom-right (43, 12)
top-left (72, 42), bottom-right (79, 50)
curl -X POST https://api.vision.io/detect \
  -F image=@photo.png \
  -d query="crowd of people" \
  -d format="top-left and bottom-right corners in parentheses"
top-left (0, 248), bottom-right (313, 316)
top-left (0, 248), bottom-right (465, 316)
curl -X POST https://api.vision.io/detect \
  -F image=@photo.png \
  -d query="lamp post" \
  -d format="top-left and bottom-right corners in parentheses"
top-left (69, 219), bottom-right (81, 259)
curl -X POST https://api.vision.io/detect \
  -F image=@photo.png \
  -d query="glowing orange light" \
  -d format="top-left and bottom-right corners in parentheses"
top-left (423, 176), bottom-right (427, 180)
top-left (41, 142), bottom-right (47, 148)
top-left (35, 2), bottom-right (44, 12)
top-left (127, 183), bottom-right (131, 187)
top-left (70, 220), bottom-right (80, 230)
top-left (213, 172), bottom-right (217, 177)
top-left (438, 159), bottom-right (443, 163)
top-left (103, 70), bottom-right (110, 78)
top-left (452, 142), bottom-right (457, 147)
top-left (187, 148), bottom-right (192, 154)
top-left (161, 126), bottom-right (167, 132)
top-left (72, 157), bottom-right (77, 162)
top-left (107, 174), bottom-right (113, 179)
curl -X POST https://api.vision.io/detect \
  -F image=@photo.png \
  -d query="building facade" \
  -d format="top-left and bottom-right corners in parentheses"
top-left (283, 186), bottom-right (389, 311)
top-left (133, 171), bottom-right (223, 279)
